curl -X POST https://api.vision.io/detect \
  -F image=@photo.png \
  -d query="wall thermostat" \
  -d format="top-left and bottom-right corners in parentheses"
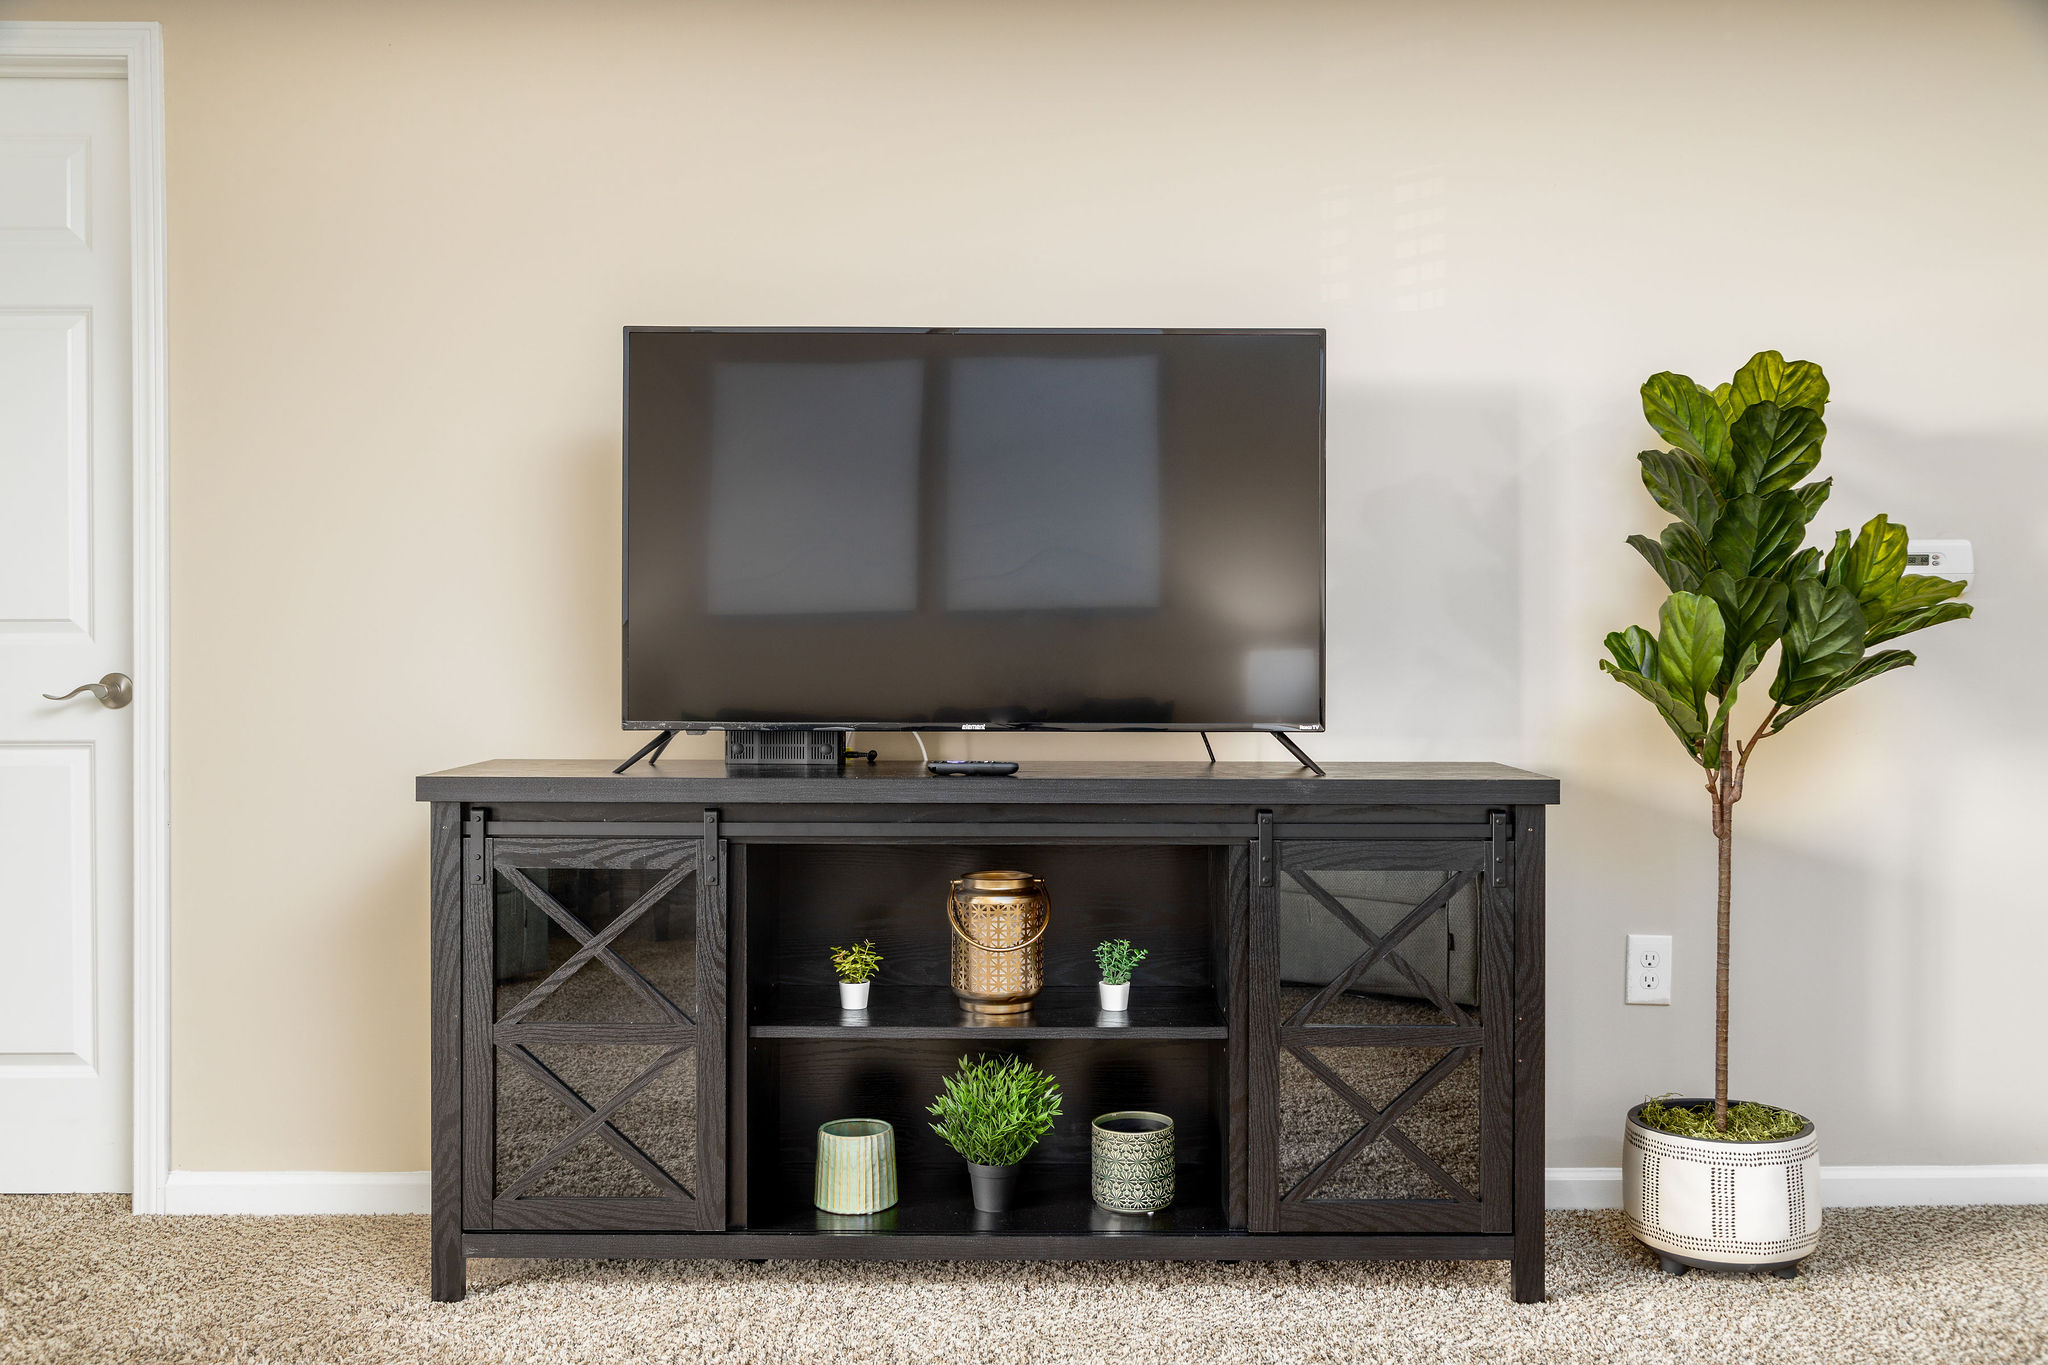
top-left (1904, 539), bottom-right (1972, 584)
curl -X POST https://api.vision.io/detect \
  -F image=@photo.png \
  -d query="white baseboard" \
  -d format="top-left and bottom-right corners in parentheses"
top-left (161, 1169), bottom-right (429, 1215)
top-left (154, 1164), bottom-right (2046, 1215)
top-left (1547, 1164), bottom-right (2048, 1210)
top-left (1547, 1168), bottom-right (1628, 1210)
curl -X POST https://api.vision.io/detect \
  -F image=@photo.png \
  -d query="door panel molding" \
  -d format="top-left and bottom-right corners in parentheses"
top-left (0, 21), bottom-right (169, 1211)
top-left (0, 742), bottom-right (94, 1070)
top-left (0, 308), bottom-right (91, 634)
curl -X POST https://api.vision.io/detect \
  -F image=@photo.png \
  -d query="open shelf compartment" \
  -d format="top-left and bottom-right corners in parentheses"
top-left (735, 841), bottom-right (1241, 1234)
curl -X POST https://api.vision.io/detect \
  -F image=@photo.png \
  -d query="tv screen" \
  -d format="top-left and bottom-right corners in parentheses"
top-left (623, 328), bottom-right (1324, 731)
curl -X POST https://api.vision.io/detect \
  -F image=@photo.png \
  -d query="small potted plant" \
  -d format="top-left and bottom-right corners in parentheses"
top-left (829, 939), bottom-right (883, 1010)
top-left (1094, 939), bottom-right (1147, 1012)
top-left (1602, 351), bottom-right (1972, 1276)
top-left (926, 1053), bottom-right (1062, 1213)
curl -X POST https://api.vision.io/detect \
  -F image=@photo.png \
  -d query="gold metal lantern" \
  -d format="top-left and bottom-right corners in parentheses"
top-left (947, 870), bottom-right (1050, 1015)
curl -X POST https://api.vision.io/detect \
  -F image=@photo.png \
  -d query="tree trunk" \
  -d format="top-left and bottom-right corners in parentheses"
top-left (1714, 747), bottom-right (1733, 1131)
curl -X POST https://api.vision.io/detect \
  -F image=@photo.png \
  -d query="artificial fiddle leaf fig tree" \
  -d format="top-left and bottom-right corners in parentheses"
top-left (1603, 351), bottom-right (1972, 1131)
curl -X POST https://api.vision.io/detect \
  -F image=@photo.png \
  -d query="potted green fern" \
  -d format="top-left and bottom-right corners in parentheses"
top-left (829, 939), bottom-right (882, 1010)
top-left (1094, 939), bottom-right (1147, 1012)
top-left (1602, 350), bottom-right (1972, 1276)
top-left (926, 1053), bottom-right (1062, 1212)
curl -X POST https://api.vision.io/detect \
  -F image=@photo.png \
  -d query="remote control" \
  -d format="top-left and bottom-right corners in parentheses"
top-left (926, 759), bottom-right (1019, 776)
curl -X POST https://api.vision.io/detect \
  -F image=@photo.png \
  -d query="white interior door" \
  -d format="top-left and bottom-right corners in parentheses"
top-left (0, 74), bottom-right (133, 1192)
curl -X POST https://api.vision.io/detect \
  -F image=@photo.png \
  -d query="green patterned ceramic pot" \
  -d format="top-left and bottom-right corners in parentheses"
top-left (1091, 1111), bottom-right (1174, 1213)
top-left (814, 1119), bottom-right (898, 1215)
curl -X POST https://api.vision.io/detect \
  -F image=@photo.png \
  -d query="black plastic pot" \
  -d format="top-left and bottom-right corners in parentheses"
top-left (966, 1161), bottom-right (1019, 1213)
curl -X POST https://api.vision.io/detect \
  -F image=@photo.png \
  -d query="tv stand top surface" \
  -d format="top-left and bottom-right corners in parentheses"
top-left (416, 758), bottom-right (1559, 806)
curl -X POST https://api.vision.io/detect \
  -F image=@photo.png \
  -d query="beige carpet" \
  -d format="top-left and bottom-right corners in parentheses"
top-left (4, 1198), bottom-right (2044, 1363)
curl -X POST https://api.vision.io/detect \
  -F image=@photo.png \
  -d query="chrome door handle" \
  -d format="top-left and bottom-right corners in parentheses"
top-left (43, 672), bottom-right (133, 709)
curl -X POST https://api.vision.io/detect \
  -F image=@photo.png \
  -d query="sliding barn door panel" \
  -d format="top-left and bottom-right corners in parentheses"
top-left (463, 829), bottom-right (725, 1231)
top-left (1249, 821), bottom-right (1513, 1234)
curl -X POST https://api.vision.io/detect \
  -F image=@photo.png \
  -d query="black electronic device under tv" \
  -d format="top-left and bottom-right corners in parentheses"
top-left (621, 327), bottom-right (1325, 767)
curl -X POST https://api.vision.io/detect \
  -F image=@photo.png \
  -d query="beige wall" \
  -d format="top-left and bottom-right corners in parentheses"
top-left (12, 0), bottom-right (2048, 1171)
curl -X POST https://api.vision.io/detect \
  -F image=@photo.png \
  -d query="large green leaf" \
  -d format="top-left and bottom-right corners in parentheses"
top-left (1626, 535), bottom-right (1694, 593)
top-left (1728, 401), bottom-right (1826, 495)
top-left (1769, 649), bottom-right (1916, 731)
top-left (1641, 373), bottom-right (1734, 489)
top-left (1793, 477), bottom-right (1833, 525)
top-left (1783, 545), bottom-right (1823, 583)
top-left (1865, 600), bottom-right (1973, 646)
top-left (1862, 572), bottom-right (1969, 644)
top-left (1708, 492), bottom-right (1809, 579)
top-left (1707, 499), bottom-right (1761, 575)
top-left (1821, 527), bottom-right (1853, 587)
top-left (1727, 350), bottom-right (1830, 420)
top-left (1603, 625), bottom-right (1658, 677)
top-left (1660, 522), bottom-right (1714, 589)
top-left (1876, 572), bottom-right (1967, 614)
top-left (1750, 493), bottom-right (1817, 580)
top-left (1701, 570), bottom-right (1789, 691)
top-left (1770, 579), bottom-right (1866, 707)
top-left (1601, 660), bottom-right (1707, 757)
top-left (1837, 513), bottom-right (1908, 609)
top-left (1656, 591), bottom-right (1725, 717)
top-left (1637, 450), bottom-right (1721, 535)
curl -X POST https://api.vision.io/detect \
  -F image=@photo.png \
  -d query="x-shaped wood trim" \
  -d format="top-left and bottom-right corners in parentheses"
top-left (495, 863), bottom-right (693, 1027)
top-left (498, 1042), bottom-right (690, 1201)
top-left (1280, 1042), bottom-right (1478, 1205)
top-left (1284, 869), bottom-right (1476, 1028)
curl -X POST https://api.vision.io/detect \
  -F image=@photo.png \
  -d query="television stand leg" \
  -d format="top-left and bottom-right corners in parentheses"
top-left (1200, 732), bottom-right (1217, 763)
top-left (1271, 731), bottom-right (1326, 777)
top-left (614, 729), bottom-right (677, 775)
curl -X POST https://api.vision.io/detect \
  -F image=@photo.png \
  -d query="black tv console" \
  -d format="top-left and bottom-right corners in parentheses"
top-left (417, 759), bottom-right (1558, 1302)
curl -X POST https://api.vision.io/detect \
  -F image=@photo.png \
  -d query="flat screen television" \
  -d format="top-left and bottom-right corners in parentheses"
top-left (623, 327), bottom-right (1325, 733)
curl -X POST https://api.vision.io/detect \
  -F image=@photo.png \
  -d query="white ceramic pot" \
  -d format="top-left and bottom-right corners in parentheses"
top-left (1624, 1100), bottom-right (1820, 1277)
top-left (839, 981), bottom-right (870, 1010)
top-left (1098, 980), bottom-right (1130, 1012)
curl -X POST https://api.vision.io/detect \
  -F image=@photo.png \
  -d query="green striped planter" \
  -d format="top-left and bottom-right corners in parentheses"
top-left (814, 1119), bottom-right (898, 1215)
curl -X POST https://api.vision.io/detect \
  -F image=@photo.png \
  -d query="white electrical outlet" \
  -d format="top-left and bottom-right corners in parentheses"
top-left (1626, 934), bottom-right (1672, 1005)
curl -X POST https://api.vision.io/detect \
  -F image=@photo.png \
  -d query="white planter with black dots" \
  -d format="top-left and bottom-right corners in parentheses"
top-left (1623, 1100), bottom-right (1821, 1277)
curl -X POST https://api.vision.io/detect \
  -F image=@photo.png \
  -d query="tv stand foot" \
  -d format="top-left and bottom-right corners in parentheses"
top-left (431, 1238), bottom-right (465, 1301)
top-left (614, 729), bottom-right (677, 774)
top-left (1271, 731), bottom-right (1325, 776)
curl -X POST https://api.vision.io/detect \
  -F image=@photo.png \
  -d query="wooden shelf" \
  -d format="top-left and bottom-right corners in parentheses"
top-left (749, 1161), bottom-right (1229, 1236)
top-left (750, 985), bottom-right (1227, 1040)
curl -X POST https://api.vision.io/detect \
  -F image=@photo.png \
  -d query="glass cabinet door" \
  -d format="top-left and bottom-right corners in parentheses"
top-left (1248, 822), bottom-right (1512, 1234)
top-left (465, 833), bottom-right (723, 1231)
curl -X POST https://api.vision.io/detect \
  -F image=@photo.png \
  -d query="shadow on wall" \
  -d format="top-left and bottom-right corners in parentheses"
top-left (1802, 415), bottom-right (2045, 1155)
top-left (1545, 780), bottom-right (1877, 1166)
top-left (1824, 414), bottom-right (2042, 720)
top-left (1327, 382), bottom-right (1523, 751)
